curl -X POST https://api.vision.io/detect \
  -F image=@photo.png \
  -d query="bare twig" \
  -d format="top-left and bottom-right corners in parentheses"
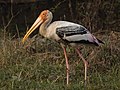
top-left (24, 15), bottom-right (29, 32)
top-left (3, 8), bottom-right (21, 31)
top-left (16, 24), bottom-right (20, 38)
top-left (50, 0), bottom-right (66, 12)
top-left (3, 0), bottom-right (21, 32)
top-left (68, 0), bottom-right (73, 20)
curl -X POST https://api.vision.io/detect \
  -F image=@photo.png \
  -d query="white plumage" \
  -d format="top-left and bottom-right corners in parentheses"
top-left (47, 21), bottom-right (85, 38)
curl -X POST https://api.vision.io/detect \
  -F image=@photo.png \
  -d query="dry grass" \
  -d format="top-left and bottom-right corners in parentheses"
top-left (0, 30), bottom-right (120, 90)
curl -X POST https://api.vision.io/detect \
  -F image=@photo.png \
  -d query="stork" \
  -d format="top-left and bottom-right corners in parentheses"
top-left (22, 10), bottom-right (103, 85)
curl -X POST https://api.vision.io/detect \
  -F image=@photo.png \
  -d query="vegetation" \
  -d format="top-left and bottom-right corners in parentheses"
top-left (0, 30), bottom-right (120, 90)
top-left (0, 0), bottom-right (119, 36)
top-left (0, 0), bottom-right (120, 90)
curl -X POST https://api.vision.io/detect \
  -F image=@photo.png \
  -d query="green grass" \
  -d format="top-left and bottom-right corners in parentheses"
top-left (0, 31), bottom-right (120, 90)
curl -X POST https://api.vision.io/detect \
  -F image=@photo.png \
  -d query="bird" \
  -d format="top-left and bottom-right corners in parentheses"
top-left (22, 10), bottom-right (104, 85)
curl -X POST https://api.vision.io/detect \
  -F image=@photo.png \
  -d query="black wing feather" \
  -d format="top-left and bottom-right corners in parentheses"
top-left (56, 26), bottom-right (88, 38)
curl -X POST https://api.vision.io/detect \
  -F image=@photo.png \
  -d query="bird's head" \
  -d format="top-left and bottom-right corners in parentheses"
top-left (22, 10), bottom-right (52, 43)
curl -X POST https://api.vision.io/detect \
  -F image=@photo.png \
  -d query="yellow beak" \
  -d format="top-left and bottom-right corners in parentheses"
top-left (22, 17), bottom-right (43, 43)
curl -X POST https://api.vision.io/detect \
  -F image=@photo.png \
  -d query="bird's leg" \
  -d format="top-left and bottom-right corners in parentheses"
top-left (61, 44), bottom-right (69, 85)
top-left (75, 48), bottom-right (88, 85)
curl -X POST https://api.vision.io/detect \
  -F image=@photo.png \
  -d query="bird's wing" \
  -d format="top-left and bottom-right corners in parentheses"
top-left (56, 25), bottom-right (100, 46)
top-left (56, 26), bottom-right (88, 37)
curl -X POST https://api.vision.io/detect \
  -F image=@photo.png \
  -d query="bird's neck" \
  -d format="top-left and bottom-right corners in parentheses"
top-left (39, 19), bottom-right (51, 37)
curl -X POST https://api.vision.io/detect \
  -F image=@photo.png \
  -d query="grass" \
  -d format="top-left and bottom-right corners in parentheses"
top-left (0, 30), bottom-right (120, 90)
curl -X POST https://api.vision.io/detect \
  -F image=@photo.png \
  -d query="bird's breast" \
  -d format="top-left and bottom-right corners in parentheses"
top-left (45, 28), bottom-right (61, 41)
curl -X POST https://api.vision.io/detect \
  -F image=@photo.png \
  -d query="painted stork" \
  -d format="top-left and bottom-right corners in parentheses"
top-left (22, 10), bottom-right (103, 85)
